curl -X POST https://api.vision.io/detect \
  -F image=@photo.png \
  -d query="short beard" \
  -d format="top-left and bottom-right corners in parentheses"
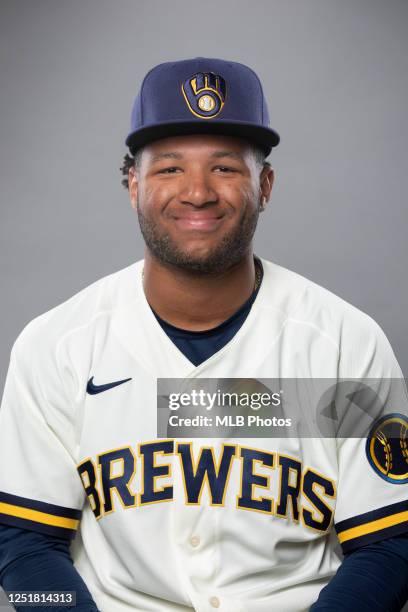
top-left (136, 199), bottom-right (260, 275)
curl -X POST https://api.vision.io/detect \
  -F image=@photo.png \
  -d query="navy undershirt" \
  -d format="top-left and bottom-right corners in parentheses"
top-left (151, 260), bottom-right (263, 366)
top-left (1, 259), bottom-right (408, 610)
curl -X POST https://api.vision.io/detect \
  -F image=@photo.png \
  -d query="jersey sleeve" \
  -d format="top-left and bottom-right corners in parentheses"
top-left (334, 316), bottom-right (408, 553)
top-left (0, 324), bottom-right (85, 540)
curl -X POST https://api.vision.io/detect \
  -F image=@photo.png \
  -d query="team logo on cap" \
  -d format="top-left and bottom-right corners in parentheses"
top-left (366, 413), bottom-right (408, 484)
top-left (182, 72), bottom-right (226, 119)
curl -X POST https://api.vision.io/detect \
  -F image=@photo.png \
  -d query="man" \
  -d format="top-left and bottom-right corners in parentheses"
top-left (0, 57), bottom-right (407, 612)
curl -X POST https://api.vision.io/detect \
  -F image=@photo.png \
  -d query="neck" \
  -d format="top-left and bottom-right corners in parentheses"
top-left (142, 250), bottom-right (257, 331)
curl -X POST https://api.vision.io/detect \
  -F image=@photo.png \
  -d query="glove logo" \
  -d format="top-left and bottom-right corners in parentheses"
top-left (182, 72), bottom-right (226, 119)
top-left (366, 413), bottom-right (408, 484)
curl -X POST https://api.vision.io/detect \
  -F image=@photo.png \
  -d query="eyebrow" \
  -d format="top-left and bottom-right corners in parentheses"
top-left (150, 152), bottom-right (183, 163)
top-left (210, 151), bottom-right (244, 161)
top-left (149, 150), bottom-right (245, 163)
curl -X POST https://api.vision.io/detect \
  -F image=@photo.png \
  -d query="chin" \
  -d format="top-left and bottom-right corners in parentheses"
top-left (168, 253), bottom-right (221, 274)
top-left (142, 220), bottom-right (254, 275)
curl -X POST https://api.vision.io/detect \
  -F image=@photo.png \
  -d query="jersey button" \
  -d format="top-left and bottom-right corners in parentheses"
top-left (209, 596), bottom-right (220, 608)
top-left (189, 535), bottom-right (200, 548)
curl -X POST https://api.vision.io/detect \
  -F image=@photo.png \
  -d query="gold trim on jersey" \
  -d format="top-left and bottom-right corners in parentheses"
top-left (0, 501), bottom-right (79, 530)
top-left (338, 510), bottom-right (408, 544)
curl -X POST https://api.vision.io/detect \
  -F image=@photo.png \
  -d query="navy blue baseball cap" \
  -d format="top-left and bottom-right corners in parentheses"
top-left (125, 57), bottom-right (280, 156)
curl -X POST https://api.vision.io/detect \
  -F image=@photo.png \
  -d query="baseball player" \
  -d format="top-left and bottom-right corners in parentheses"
top-left (0, 57), bottom-right (408, 612)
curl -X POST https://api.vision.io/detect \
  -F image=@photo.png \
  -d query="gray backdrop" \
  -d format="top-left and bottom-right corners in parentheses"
top-left (1, 1), bottom-right (407, 610)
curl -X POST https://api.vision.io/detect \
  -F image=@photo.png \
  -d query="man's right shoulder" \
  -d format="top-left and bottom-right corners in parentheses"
top-left (12, 260), bottom-right (144, 357)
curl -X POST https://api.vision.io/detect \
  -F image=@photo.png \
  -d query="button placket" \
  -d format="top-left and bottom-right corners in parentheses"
top-left (190, 535), bottom-right (201, 548)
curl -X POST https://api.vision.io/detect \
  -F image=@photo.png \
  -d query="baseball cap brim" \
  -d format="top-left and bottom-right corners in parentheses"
top-left (125, 120), bottom-right (280, 157)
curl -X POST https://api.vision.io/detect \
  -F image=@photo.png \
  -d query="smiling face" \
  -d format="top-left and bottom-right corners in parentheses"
top-left (128, 134), bottom-right (274, 274)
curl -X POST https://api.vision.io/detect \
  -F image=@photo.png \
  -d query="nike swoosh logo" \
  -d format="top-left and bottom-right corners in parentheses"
top-left (86, 376), bottom-right (132, 395)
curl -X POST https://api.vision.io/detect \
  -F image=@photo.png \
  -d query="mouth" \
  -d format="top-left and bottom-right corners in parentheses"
top-left (171, 212), bottom-right (225, 232)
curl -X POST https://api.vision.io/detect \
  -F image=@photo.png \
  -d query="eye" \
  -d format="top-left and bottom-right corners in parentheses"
top-left (157, 166), bottom-right (182, 174)
top-left (214, 166), bottom-right (237, 173)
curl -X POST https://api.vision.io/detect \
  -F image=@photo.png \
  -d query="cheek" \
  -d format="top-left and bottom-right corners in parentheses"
top-left (232, 184), bottom-right (258, 213)
top-left (137, 185), bottom-right (168, 213)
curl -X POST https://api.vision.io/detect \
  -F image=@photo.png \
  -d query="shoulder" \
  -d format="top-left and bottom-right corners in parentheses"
top-left (11, 260), bottom-right (143, 366)
top-left (260, 257), bottom-right (379, 334)
top-left (259, 258), bottom-right (402, 377)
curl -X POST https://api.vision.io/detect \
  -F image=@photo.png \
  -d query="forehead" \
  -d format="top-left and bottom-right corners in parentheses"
top-left (142, 134), bottom-right (254, 162)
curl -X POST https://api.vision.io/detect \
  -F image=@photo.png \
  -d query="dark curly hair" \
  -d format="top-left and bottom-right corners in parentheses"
top-left (120, 149), bottom-right (144, 189)
top-left (120, 145), bottom-right (268, 190)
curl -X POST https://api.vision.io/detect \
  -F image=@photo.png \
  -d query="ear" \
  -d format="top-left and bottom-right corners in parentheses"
top-left (260, 164), bottom-right (275, 200)
top-left (128, 166), bottom-right (138, 210)
top-left (259, 165), bottom-right (275, 210)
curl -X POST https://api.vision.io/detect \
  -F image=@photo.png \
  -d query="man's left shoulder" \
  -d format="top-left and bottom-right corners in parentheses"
top-left (259, 258), bottom-right (401, 376)
top-left (260, 257), bottom-right (376, 326)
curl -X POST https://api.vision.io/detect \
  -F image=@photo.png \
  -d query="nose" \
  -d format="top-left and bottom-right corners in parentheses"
top-left (178, 169), bottom-right (218, 207)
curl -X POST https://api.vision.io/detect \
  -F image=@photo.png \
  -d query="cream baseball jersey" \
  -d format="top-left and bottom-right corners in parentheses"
top-left (0, 258), bottom-right (407, 612)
